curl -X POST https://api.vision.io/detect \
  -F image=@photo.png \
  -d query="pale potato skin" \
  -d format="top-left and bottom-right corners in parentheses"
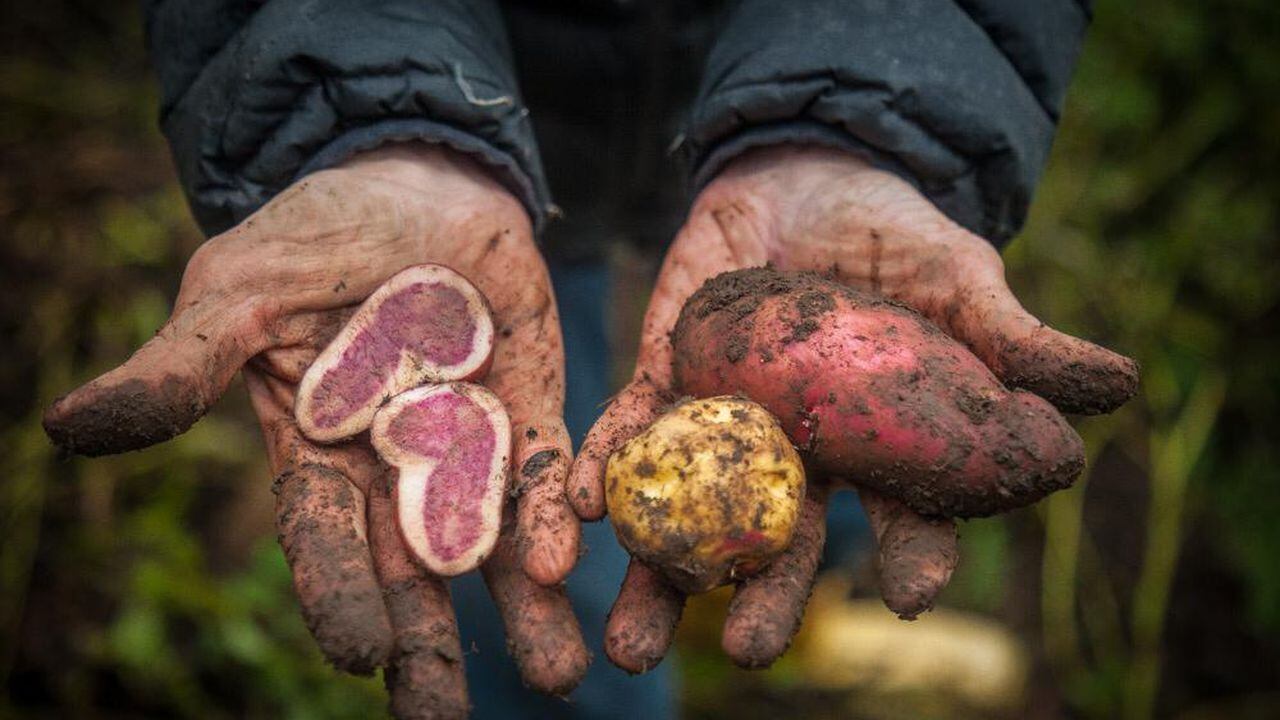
top-left (605, 396), bottom-right (805, 594)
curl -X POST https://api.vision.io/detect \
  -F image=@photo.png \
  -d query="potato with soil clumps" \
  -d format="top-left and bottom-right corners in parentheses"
top-left (672, 267), bottom-right (1096, 518)
top-left (606, 396), bottom-right (805, 594)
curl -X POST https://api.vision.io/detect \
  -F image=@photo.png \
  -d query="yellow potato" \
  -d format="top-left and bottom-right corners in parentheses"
top-left (605, 396), bottom-right (806, 593)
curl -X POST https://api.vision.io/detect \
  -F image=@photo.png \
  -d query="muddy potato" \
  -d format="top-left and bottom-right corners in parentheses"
top-left (605, 396), bottom-right (805, 594)
top-left (672, 267), bottom-right (1105, 518)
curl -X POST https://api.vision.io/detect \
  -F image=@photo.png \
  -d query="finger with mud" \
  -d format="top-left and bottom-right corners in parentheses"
top-left (944, 281), bottom-right (1138, 415)
top-left (991, 327), bottom-right (1139, 415)
top-left (42, 290), bottom-right (282, 456)
top-left (247, 367), bottom-right (393, 674)
top-left (273, 464), bottom-right (394, 674)
top-left (513, 419), bottom-right (578, 586)
top-left (858, 487), bottom-right (959, 620)
top-left (481, 517), bottom-right (590, 696)
top-left (368, 477), bottom-right (469, 720)
top-left (567, 377), bottom-right (672, 520)
top-left (604, 558), bottom-right (686, 674)
top-left (721, 488), bottom-right (827, 669)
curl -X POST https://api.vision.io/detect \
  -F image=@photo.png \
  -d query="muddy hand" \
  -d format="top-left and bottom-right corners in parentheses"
top-left (44, 144), bottom-right (587, 713)
top-left (575, 144), bottom-right (1138, 670)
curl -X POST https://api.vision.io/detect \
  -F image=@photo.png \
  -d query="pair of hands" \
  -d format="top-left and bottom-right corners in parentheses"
top-left (44, 143), bottom-right (1128, 716)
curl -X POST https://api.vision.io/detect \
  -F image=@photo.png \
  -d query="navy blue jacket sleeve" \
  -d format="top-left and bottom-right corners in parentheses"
top-left (684, 0), bottom-right (1090, 245)
top-left (145, 0), bottom-right (550, 236)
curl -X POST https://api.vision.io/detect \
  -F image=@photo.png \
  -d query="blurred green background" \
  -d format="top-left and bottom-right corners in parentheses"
top-left (2, 0), bottom-right (1277, 718)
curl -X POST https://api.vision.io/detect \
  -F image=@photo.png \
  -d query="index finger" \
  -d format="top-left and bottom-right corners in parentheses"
top-left (246, 367), bottom-right (394, 674)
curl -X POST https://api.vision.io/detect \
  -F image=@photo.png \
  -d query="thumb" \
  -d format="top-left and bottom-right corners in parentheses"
top-left (43, 244), bottom-right (278, 456)
top-left (565, 206), bottom-right (758, 520)
top-left (567, 375), bottom-right (673, 520)
top-left (944, 259), bottom-right (1139, 416)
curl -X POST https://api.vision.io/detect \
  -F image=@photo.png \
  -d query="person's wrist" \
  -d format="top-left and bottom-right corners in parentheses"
top-left (708, 144), bottom-right (874, 199)
top-left (696, 142), bottom-right (999, 292)
top-left (336, 142), bottom-right (532, 241)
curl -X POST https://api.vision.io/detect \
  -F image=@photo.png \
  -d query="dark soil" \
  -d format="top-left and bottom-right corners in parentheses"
top-left (273, 465), bottom-right (393, 675)
top-left (671, 267), bottom-right (1089, 519)
top-left (43, 374), bottom-right (206, 456)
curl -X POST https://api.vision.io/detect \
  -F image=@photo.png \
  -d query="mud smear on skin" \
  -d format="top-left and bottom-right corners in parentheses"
top-left (519, 449), bottom-right (559, 483)
top-left (273, 466), bottom-right (393, 675)
top-left (723, 492), bottom-right (827, 669)
top-left (43, 374), bottom-right (206, 456)
top-left (606, 561), bottom-right (685, 674)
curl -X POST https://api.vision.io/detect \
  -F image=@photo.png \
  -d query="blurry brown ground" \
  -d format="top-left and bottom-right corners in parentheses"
top-left (2, 1), bottom-right (1279, 719)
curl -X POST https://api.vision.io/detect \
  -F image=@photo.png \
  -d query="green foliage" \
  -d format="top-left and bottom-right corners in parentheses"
top-left (0, 3), bottom-right (387, 716)
top-left (992, 0), bottom-right (1280, 716)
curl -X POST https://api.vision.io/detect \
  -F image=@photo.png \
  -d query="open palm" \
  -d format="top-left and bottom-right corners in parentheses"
top-left (44, 144), bottom-right (589, 718)
top-left (568, 145), bottom-right (1137, 671)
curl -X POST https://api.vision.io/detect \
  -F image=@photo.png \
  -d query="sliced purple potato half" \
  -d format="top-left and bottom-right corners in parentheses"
top-left (296, 263), bottom-right (495, 443)
top-left (371, 382), bottom-right (511, 577)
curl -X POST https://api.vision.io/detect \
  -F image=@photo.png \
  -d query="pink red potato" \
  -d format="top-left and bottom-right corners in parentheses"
top-left (601, 265), bottom-right (1125, 670)
top-left (671, 267), bottom-right (1128, 518)
top-left (295, 263), bottom-right (495, 443)
top-left (371, 383), bottom-right (512, 577)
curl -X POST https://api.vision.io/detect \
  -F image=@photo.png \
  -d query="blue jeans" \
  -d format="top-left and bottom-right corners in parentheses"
top-left (451, 262), bottom-right (869, 719)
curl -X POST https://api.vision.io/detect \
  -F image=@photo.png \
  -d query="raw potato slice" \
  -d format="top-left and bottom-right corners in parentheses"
top-left (296, 264), bottom-right (495, 443)
top-left (371, 382), bottom-right (511, 576)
